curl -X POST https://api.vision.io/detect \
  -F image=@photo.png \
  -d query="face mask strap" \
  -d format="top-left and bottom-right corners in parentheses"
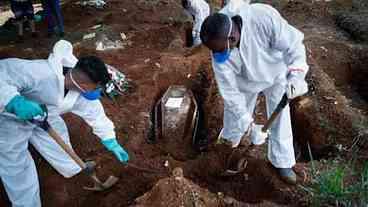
top-left (69, 69), bottom-right (86, 93)
top-left (226, 16), bottom-right (232, 51)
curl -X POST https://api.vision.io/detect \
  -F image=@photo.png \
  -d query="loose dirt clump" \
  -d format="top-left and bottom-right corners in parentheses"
top-left (132, 167), bottom-right (221, 207)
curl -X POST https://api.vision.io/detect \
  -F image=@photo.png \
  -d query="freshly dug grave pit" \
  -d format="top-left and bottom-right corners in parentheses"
top-left (290, 33), bottom-right (368, 162)
top-left (149, 60), bottom-right (310, 205)
top-left (350, 46), bottom-right (368, 102)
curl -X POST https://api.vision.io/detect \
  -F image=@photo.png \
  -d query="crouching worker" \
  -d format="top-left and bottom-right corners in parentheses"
top-left (200, 4), bottom-right (309, 184)
top-left (181, 0), bottom-right (210, 47)
top-left (0, 40), bottom-right (129, 207)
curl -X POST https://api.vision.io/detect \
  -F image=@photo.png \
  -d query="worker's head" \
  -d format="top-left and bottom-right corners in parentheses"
top-left (65, 56), bottom-right (110, 100)
top-left (200, 13), bottom-right (241, 63)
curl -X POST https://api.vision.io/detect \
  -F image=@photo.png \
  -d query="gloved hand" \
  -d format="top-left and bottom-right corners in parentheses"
top-left (250, 124), bottom-right (269, 145)
top-left (5, 95), bottom-right (45, 121)
top-left (286, 76), bottom-right (308, 99)
top-left (101, 138), bottom-right (129, 163)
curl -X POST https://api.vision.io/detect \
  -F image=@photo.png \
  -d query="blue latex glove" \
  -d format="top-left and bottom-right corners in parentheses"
top-left (5, 95), bottom-right (44, 121)
top-left (101, 138), bottom-right (129, 163)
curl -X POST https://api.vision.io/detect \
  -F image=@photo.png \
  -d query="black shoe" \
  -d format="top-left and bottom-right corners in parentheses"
top-left (277, 168), bottom-right (297, 185)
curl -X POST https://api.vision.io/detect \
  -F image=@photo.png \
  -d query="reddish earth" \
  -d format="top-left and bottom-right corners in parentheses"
top-left (0, 0), bottom-right (367, 206)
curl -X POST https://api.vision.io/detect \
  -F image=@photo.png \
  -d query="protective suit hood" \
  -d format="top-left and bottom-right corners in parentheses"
top-left (52, 40), bottom-right (78, 68)
top-left (47, 40), bottom-right (78, 108)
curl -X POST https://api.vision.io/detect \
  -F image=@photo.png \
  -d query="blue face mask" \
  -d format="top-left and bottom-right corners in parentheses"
top-left (81, 88), bottom-right (102, 100)
top-left (212, 16), bottom-right (233, 64)
top-left (213, 47), bottom-right (231, 63)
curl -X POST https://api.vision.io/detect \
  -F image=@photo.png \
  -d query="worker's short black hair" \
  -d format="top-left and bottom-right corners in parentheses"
top-left (200, 13), bottom-right (231, 45)
top-left (75, 56), bottom-right (110, 85)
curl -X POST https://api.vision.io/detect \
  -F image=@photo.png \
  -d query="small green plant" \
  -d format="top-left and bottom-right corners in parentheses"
top-left (311, 166), bottom-right (350, 206)
top-left (302, 143), bottom-right (368, 206)
top-left (349, 163), bottom-right (368, 206)
top-left (302, 162), bottom-right (368, 206)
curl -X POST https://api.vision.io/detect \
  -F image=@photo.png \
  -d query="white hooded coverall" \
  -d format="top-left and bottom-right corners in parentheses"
top-left (0, 56), bottom-right (115, 206)
top-left (184, 0), bottom-right (210, 46)
top-left (216, 4), bottom-right (308, 168)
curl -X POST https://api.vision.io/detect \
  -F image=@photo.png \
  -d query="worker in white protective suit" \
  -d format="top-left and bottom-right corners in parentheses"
top-left (0, 40), bottom-right (129, 207)
top-left (200, 4), bottom-right (309, 184)
top-left (182, 0), bottom-right (210, 46)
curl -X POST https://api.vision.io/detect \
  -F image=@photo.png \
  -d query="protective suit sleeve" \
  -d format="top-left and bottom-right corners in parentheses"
top-left (70, 95), bottom-right (116, 140)
top-left (0, 80), bottom-right (19, 113)
top-left (253, 4), bottom-right (309, 79)
top-left (212, 61), bottom-right (253, 140)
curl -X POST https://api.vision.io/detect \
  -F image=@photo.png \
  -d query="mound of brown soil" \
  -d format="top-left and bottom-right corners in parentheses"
top-left (132, 167), bottom-right (222, 207)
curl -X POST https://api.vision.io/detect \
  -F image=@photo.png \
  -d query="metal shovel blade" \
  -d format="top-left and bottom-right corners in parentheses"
top-left (220, 158), bottom-right (248, 177)
top-left (82, 161), bottom-right (119, 191)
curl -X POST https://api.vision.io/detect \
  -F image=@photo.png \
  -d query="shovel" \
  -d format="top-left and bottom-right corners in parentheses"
top-left (219, 93), bottom-right (290, 177)
top-left (32, 106), bottom-right (119, 191)
top-left (262, 93), bottom-right (289, 132)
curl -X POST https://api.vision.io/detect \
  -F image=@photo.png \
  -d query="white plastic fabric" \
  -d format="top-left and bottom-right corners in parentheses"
top-left (221, 0), bottom-right (251, 17)
top-left (184, 0), bottom-right (210, 46)
top-left (0, 57), bottom-right (63, 207)
top-left (250, 124), bottom-right (268, 145)
top-left (223, 0), bottom-right (251, 5)
top-left (214, 4), bottom-right (308, 168)
top-left (52, 40), bottom-right (78, 68)
top-left (0, 41), bottom-right (115, 206)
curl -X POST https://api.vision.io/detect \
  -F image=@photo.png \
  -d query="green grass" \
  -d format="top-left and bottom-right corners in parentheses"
top-left (350, 163), bottom-right (368, 206)
top-left (311, 166), bottom-right (350, 206)
top-left (302, 161), bottom-right (368, 207)
top-left (302, 143), bottom-right (368, 206)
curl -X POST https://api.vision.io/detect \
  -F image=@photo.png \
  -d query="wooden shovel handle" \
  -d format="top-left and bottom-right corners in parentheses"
top-left (47, 126), bottom-right (87, 169)
top-left (262, 93), bottom-right (289, 132)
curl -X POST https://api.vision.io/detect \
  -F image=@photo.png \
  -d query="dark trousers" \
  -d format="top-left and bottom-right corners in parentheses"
top-left (41, 0), bottom-right (64, 33)
top-left (10, 0), bottom-right (34, 20)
